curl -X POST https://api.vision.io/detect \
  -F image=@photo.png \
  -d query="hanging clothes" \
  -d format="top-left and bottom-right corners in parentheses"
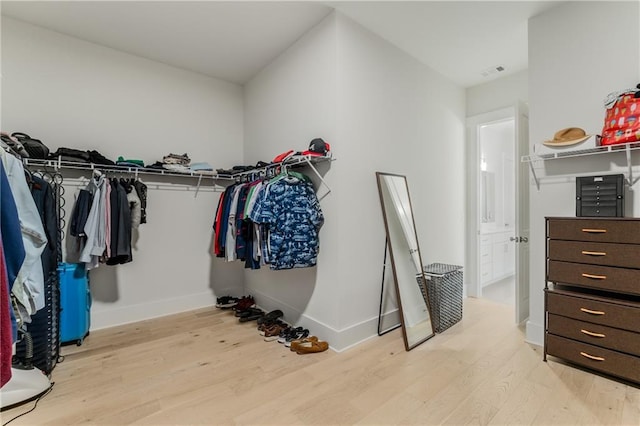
top-left (70, 174), bottom-right (143, 268)
top-left (251, 173), bottom-right (324, 270)
top-left (1, 151), bottom-right (47, 319)
top-left (106, 179), bottom-right (132, 265)
top-left (0, 161), bottom-right (24, 343)
top-left (213, 170), bottom-right (324, 270)
top-left (1, 237), bottom-right (12, 387)
top-left (69, 189), bottom-right (93, 238)
top-left (29, 175), bottom-right (59, 286)
top-left (79, 174), bottom-right (108, 270)
top-left (133, 180), bottom-right (147, 224)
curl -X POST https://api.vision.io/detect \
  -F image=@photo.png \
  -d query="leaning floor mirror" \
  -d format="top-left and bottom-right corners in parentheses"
top-left (376, 172), bottom-right (435, 350)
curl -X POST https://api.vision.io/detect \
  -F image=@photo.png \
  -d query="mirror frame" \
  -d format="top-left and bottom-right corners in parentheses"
top-left (375, 172), bottom-right (435, 350)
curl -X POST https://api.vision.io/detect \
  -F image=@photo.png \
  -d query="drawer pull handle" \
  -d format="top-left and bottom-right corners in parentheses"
top-left (581, 228), bottom-right (607, 233)
top-left (581, 273), bottom-right (607, 280)
top-left (580, 307), bottom-right (605, 315)
top-left (580, 329), bottom-right (605, 338)
top-left (580, 352), bottom-right (605, 362)
top-left (581, 251), bottom-right (607, 256)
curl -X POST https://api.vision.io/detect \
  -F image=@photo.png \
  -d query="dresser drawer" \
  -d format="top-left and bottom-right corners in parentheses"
top-left (548, 218), bottom-right (640, 244)
top-left (548, 240), bottom-right (640, 269)
top-left (546, 334), bottom-right (640, 384)
top-left (548, 260), bottom-right (640, 296)
top-left (546, 290), bottom-right (640, 333)
top-left (547, 313), bottom-right (640, 357)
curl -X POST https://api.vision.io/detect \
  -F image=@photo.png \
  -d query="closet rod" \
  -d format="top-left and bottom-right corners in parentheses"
top-left (217, 155), bottom-right (333, 198)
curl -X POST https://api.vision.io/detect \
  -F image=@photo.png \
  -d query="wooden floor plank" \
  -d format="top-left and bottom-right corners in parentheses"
top-left (2, 298), bottom-right (638, 426)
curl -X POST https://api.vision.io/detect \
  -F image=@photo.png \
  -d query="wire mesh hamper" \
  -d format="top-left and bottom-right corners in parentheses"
top-left (417, 263), bottom-right (463, 333)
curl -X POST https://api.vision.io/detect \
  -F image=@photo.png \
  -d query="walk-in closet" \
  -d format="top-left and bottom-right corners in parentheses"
top-left (2, 1), bottom-right (639, 425)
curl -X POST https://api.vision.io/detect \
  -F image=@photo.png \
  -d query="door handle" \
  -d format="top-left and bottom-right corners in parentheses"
top-left (510, 236), bottom-right (528, 243)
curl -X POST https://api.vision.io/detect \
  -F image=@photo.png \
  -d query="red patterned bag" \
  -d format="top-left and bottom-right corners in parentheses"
top-left (600, 85), bottom-right (640, 146)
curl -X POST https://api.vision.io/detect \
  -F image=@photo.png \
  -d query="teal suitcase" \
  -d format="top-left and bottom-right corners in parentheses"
top-left (58, 262), bottom-right (91, 345)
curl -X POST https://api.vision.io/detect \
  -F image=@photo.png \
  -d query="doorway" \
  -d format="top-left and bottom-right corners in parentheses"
top-left (466, 103), bottom-right (530, 324)
top-left (478, 118), bottom-right (516, 306)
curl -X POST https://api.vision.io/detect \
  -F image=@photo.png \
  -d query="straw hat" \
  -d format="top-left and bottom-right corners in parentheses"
top-left (543, 127), bottom-right (592, 147)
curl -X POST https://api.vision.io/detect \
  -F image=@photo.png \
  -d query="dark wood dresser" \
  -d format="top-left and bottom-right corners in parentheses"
top-left (545, 217), bottom-right (640, 384)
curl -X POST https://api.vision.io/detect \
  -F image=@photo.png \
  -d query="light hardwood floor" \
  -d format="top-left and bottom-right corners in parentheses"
top-left (2, 298), bottom-right (639, 425)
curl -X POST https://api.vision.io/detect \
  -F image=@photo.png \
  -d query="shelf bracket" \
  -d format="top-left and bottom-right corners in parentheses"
top-left (194, 174), bottom-right (203, 198)
top-left (301, 156), bottom-right (331, 201)
top-left (529, 160), bottom-right (540, 191)
top-left (625, 143), bottom-right (638, 186)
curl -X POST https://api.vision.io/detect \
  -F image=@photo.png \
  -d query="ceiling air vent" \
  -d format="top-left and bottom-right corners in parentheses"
top-left (480, 65), bottom-right (505, 78)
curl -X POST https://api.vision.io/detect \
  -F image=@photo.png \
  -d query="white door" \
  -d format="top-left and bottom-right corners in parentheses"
top-left (515, 101), bottom-right (530, 324)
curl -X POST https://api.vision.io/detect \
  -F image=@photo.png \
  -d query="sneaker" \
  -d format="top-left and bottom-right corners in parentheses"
top-left (278, 326), bottom-right (302, 344)
top-left (215, 296), bottom-right (239, 309)
top-left (285, 328), bottom-right (309, 347)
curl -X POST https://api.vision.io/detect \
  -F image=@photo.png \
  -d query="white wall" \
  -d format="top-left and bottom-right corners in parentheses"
top-left (527, 1), bottom-right (640, 345)
top-left (1, 17), bottom-right (246, 329)
top-left (244, 12), bottom-right (465, 351)
top-left (336, 13), bottom-right (465, 335)
top-left (466, 70), bottom-right (528, 118)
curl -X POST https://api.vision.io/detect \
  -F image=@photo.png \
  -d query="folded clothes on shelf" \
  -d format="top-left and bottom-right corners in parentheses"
top-left (116, 156), bottom-right (145, 167)
top-left (162, 152), bottom-right (190, 166)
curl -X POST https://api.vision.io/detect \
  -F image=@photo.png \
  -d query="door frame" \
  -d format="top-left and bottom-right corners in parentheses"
top-left (466, 104), bottom-right (529, 324)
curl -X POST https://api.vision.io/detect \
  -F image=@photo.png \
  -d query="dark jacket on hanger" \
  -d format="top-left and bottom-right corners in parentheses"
top-left (133, 180), bottom-right (147, 224)
top-left (29, 175), bottom-right (59, 280)
top-left (70, 189), bottom-right (93, 238)
top-left (106, 179), bottom-right (132, 265)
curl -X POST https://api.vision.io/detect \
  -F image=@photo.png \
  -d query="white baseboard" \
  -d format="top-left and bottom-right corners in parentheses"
top-left (91, 291), bottom-right (217, 331)
top-left (525, 319), bottom-right (544, 347)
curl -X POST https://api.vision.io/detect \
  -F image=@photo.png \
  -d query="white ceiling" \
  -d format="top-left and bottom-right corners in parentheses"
top-left (1, 1), bottom-right (562, 88)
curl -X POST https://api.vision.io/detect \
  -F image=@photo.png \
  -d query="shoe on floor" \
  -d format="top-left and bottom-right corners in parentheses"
top-left (295, 338), bottom-right (329, 354)
top-left (289, 336), bottom-right (318, 352)
top-left (238, 307), bottom-right (263, 319)
top-left (216, 296), bottom-right (239, 309)
top-left (284, 328), bottom-right (309, 347)
top-left (239, 310), bottom-right (264, 323)
top-left (278, 326), bottom-right (302, 344)
top-left (257, 310), bottom-right (283, 325)
top-left (233, 296), bottom-right (255, 312)
top-left (263, 324), bottom-right (287, 342)
top-left (259, 320), bottom-right (287, 336)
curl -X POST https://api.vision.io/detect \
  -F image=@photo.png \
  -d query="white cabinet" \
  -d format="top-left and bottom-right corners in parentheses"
top-left (480, 230), bottom-right (515, 287)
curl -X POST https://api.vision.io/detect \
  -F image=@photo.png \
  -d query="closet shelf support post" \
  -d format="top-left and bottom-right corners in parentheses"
top-left (302, 157), bottom-right (331, 201)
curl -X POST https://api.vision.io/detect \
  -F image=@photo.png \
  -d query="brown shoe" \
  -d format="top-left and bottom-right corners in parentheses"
top-left (263, 324), bottom-right (286, 341)
top-left (289, 336), bottom-right (318, 352)
top-left (295, 339), bottom-right (329, 354)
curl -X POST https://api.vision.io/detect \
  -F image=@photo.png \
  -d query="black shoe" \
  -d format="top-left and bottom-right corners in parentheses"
top-left (257, 310), bottom-right (283, 325)
top-left (239, 310), bottom-right (265, 323)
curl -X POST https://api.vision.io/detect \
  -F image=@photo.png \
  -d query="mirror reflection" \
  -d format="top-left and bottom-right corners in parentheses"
top-left (376, 172), bottom-right (434, 350)
top-left (481, 171), bottom-right (495, 223)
